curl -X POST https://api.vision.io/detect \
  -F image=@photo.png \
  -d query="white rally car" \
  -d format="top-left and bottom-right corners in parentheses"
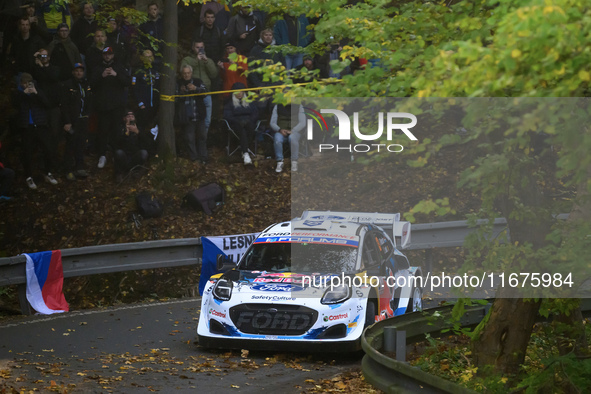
top-left (197, 211), bottom-right (423, 351)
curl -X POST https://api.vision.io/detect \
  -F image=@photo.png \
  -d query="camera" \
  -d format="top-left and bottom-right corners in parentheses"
top-left (129, 120), bottom-right (136, 126)
top-left (199, 48), bottom-right (205, 55)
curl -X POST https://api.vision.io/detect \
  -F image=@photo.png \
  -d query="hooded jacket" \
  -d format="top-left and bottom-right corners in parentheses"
top-left (14, 81), bottom-right (50, 128)
top-left (47, 36), bottom-right (82, 81)
top-left (226, 11), bottom-right (260, 56)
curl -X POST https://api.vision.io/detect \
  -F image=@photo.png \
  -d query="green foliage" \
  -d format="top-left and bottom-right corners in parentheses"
top-left (516, 322), bottom-right (591, 393)
top-left (404, 197), bottom-right (455, 222)
top-left (411, 332), bottom-right (481, 387)
top-left (0, 286), bottom-right (10, 298)
top-left (516, 354), bottom-right (591, 394)
top-left (413, 318), bottom-right (591, 392)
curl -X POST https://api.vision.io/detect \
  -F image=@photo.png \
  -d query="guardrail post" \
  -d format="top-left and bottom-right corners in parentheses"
top-left (425, 249), bottom-right (433, 274)
top-left (383, 327), bottom-right (397, 353)
top-left (17, 284), bottom-right (32, 315)
top-left (396, 330), bottom-right (406, 362)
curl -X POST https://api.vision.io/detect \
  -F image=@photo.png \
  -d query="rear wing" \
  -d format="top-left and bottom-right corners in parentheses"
top-left (299, 210), bottom-right (411, 249)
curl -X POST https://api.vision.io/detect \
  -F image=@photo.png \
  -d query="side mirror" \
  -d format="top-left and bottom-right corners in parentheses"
top-left (216, 254), bottom-right (237, 272)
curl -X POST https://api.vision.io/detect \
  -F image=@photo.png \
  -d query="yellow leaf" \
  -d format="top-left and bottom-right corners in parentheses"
top-left (511, 49), bottom-right (521, 59)
top-left (555, 65), bottom-right (566, 75)
top-left (578, 70), bottom-right (590, 81)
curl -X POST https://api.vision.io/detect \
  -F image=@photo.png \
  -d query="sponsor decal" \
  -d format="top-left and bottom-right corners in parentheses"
top-left (259, 232), bottom-right (291, 238)
top-left (348, 322), bottom-right (358, 328)
top-left (308, 215), bottom-right (347, 221)
top-left (302, 220), bottom-right (324, 227)
top-left (252, 284), bottom-right (304, 292)
top-left (253, 277), bottom-right (302, 283)
top-left (291, 232), bottom-right (357, 240)
top-left (251, 295), bottom-right (296, 301)
top-left (261, 273), bottom-right (305, 277)
top-left (323, 313), bottom-right (348, 322)
top-left (236, 312), bottom-right (311, 330)
top-left (254, 236), bottom-right (359, 247)
top-left (209, 308), bottom-right (226, 319)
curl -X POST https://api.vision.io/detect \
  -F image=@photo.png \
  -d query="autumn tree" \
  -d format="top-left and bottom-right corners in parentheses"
top-left (241, 0), bottom-right (591, 382)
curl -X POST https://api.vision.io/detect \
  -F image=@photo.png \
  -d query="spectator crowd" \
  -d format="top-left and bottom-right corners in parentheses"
top-left (0, 0), bottom-right (359, 200)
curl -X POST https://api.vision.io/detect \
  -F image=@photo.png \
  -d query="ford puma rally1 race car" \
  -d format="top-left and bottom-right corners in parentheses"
top-left (197, 211), bottom-right (424, 351)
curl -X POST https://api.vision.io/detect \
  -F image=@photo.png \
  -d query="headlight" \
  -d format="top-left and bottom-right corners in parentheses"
top-left (213, 278), bottom-right (233, 301)
top-left (321, 285), bottom-right (351, 305)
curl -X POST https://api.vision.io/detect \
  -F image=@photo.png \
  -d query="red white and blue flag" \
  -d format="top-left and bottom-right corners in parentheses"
top-left (24, 250), bottom-right (69, 314)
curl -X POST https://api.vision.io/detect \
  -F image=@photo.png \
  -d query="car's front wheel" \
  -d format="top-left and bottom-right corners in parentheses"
top-left (410, 286), bottom-right (422, 312)
top-left (364, 300), bottom-right (377, 327)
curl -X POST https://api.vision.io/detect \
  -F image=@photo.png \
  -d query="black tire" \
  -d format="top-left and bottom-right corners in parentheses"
top-left (365, 300), bottom-right (377, 327)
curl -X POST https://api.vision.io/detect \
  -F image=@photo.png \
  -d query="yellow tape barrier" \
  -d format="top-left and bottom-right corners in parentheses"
top-left (159, 80), bottom-right (341, 102)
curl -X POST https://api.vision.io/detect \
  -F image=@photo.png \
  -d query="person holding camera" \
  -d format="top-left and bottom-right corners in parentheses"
top-left (180, 40), bottom-right (217, 135)
top-left (60, 63), bottom-right (92, 181)
top-left (90, 46), bottom-right (129, 170)
top-left (14, 73), bottom-right (57, 189)
top-left (175, 65), bottom-right (208, 163)
top-left (226, 5), bottom-right (260, 57)
top-left (113, 111), bottom-right (148, 183)
top-left (32, 48), bottom-right (61, 143)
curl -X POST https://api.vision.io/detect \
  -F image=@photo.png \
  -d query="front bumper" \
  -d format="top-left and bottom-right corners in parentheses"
top-left (197, 333), bottom-right (362, 352)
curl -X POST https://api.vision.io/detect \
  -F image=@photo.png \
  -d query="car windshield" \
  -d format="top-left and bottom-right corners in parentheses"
top-left (239, 242), bottom-right (358, 273)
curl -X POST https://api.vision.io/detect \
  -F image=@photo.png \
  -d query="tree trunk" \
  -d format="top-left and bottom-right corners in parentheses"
top-left (473, 294), bottom-right (541, 375)
top-left (158, 0), bottom-right (178, 158)
top-left (472, 132), bottom-right (552, 376)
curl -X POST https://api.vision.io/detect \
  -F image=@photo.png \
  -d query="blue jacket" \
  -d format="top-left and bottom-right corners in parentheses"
top-left (132, 65), bottom-right (161, 110)
top-left (15, 82), bottom-right (50, 128)
top-left (273, 15), bottom-right (311, 48)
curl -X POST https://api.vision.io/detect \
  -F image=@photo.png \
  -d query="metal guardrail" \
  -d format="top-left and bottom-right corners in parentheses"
top-left (0, 215), bottom-right (568, 314)
top-left (361, 298), bottom-right (591, 393)
top-left (0, 238), bottom-right (203, 287)
top-left (0, 239), bottom-right (203, 314)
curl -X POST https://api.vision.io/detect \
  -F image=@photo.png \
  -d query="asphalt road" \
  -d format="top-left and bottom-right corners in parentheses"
top-left (0, 298), bottom-right (364, 393)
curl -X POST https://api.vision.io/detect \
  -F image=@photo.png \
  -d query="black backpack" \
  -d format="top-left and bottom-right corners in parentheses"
top-left (182, 183), bottom-right (226, 215)
top-left (135, 191), bottom-right (164, 218)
